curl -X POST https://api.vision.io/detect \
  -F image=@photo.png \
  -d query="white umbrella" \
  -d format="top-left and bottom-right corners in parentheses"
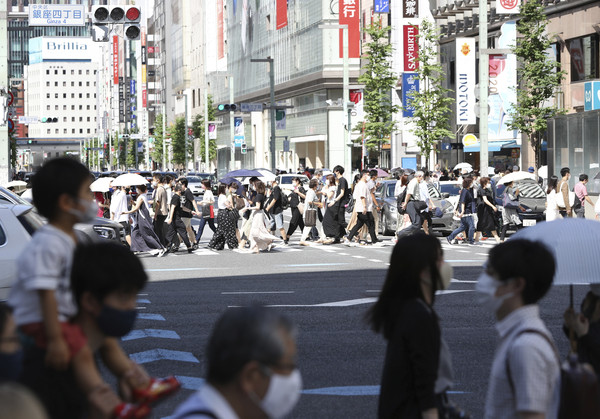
top-left (487, 167), bottom-right (496, 176)
top-left (500, 171), bottom-right (536, 184)
top-left (453, 163), bottom-right (472, 171)
top-left (256, 169), bottom-right (276, 181)
top-left (90, 177), bottom-right (114, 193)
top-left (512, 218), bottom-right (600, 285)
top-left (538, 166), bottom-right (548, 179)
top-left (111, 173), bottom-right (148, 187)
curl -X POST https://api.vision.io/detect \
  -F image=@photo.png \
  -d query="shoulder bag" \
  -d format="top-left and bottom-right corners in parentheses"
top-left (556, 181), bottom-right (575, 208)
top-left (304, 203), bottom-right (317, 227)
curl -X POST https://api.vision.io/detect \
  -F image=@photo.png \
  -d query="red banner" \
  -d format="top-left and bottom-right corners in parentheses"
top-left (112, 35), bottom-right (119, 85)
top-left (339, 0), bottom-right (360, 58)
top-left (403, 25), bottom-right (419, 72)
top-left (217, 0), bottom-right (224, 59)
top-left (276, 0), bottom-right (287, 30)
top-left (142, 89), bottom-right (147, 108)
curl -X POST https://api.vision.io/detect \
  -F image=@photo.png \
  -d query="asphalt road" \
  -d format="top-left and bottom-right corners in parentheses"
top-left (111, 226), bottom-right (583, 419)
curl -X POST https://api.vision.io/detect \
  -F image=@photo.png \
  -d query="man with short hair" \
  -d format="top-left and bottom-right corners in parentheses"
top-left (344, 170), bottom-right (379, 245)
top-left (152, 175), bottom-right (169, 246)
top-left (265, 178), bottom-right (287, 243)
top-left (165, 184), bottom-right (193, 253)
top-left (574, 174), bottom-right (594, 219)
top-left (172, 306), bottom-right (302, 419)
top-left (558, 167), bottom-right (572, 218)
top-left (177, 177), bottom-right (200, 248)
top-left (419, 171), bottom-right (436, 235)
top-left (477, 239), bottom-right (560, 419)
top-left (329, 165), bottom-right (349, 243)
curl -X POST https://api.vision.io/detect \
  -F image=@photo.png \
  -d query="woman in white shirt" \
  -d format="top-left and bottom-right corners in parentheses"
top-left (545, 175), bottom-right (560, 221)
top-left (208, 184), bottom-right (239, 250)
top-left (195, 179), bottom-right (216, 243)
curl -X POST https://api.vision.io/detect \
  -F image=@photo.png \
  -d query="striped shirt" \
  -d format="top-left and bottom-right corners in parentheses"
top-left (484, 305), bottom-right (560, 419)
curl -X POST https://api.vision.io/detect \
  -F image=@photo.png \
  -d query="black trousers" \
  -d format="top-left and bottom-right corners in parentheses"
top-left (166, 218), bottom-right (191, 248)
top-left (397, 201), bottom-right (423, 237)
top-left (154, 214), bottom-right (167, 246)
top-left (286, 207), bottom-right (305, 237)
top-left (347, 212), bottom-right (378, 242)
top-left (332, 202), bottom-right (347, 239)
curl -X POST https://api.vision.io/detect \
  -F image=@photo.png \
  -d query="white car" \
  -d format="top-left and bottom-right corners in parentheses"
top-left (274, 174), bottom-right (310, 195)
top-left (0, 204), bottom-right (45, 300)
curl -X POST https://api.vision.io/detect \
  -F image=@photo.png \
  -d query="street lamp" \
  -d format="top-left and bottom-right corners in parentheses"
top-left (250, 57), bottom-right (275, 171)
top-left (318, 24), bottom-right (350, 172)
top-left (172, 93), bottom-right (189, 174)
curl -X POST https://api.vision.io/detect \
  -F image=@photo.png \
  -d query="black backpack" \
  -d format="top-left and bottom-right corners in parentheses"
top-left (396, 188), bottom-right (407, 214)
top-left (280, 190), bottom-right (290, 210)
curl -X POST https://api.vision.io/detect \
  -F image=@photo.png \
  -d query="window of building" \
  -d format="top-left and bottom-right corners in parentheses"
top-left (47, 129), bottom-right (51, 134)
top-left (71, 105), bottom-right (75, 110)
top-left (63, 81), bottom-right (66, 87)
top-left (79, 117), bottom-right (83, 122)
top-left (55, 129), bottom-right (58, 134)
top-left (72, 129), bottom-right (75, 134)
top-left (79, 105), bottom-right (83, 110)
top-left (86, 70), bottom-right (89, 75)
top-left (86, 93), bottom-right (90, 98)
top-left (54, 82), bottom-right (58, 86)
top-left (63, 93), bottom-right (66, 98)
top-left (46, 93), bottom-right (50, 98)
top-left (54, 105), bottom-right (58, 110)
top-left (54, 93), bottom-right (58, 98)
top-left (54, 70), bottom-right (58, 75)
top-left (86, 82), bottom-right (90, 87)
top-left (94, 70), bottom-right (97, 75)
top-left (80, 129), bottom-right (83, 134)
top-left (63, 117), bottom-right (67, 122)
top-left (78, 70), bottom-right (82, 75)
top-left (87, 129), bottom-right (91, 134)
top-left (46, 69), bottom-right (49, 75)
top-left (46, 105), bottom-right (50, 110)
top-left (63, 70), bottom-right (66, 75)
top-left (79, 82), bottom-right (82, 86)
top-left (46, 81), bottom-right (50, 86)
top-left (87, 117), bottom-right (90, 122)
top-left (64, 129), bottom-right (67, 134)
top-left (63, 105), bottom-right (66, 110)
top-left (71, 82), bottom-right (74, 86)
top-left (79, 93), bottom-right (82, 98)
top-left (72, 117), bottom-right (75, 122)
top-left (568, 34), bottom-right (599, 82)
top-left (71, 70), bottom-right (75, 75)
top-left (71, 93), bottom-right (75, 98)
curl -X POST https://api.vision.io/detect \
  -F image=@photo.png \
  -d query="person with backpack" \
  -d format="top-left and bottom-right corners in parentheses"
top-left (264, 178), bottom-right (288, 244)
top-left (573, 174), bottom-right (594, 219)
top-left (477, 239), bottom-right (560, 419)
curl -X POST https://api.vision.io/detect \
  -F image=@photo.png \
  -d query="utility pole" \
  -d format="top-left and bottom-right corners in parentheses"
top-left (0, 0), bottom-right (9, 184)
top-left (204, 89), bottom-right (209, 172)
top-left (229, 77), bottom-right (234, 172)
top-left (251, 57), bottom-right (275, 172)
top-left (162, 103), bottom-right (167, 170)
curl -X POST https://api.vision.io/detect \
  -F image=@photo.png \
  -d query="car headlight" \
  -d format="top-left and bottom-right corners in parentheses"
top-left (93, 226), bottom-right (117, 240)
top-left (389, 205), bottom-right (397, 213)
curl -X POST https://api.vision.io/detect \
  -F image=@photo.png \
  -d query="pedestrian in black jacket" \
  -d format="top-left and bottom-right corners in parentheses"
top-left (367, 234), bottom-right (454, 419)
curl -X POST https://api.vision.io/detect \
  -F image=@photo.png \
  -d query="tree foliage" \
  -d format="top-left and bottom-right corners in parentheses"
top-left (508, 0), bottom-right (565, 170)
top-left (191, 95), bottom-right (218, 164)
top-left (170, 117), bottom-right (189, 167)
top-left (406, 19), bottom-right (454, 167)
top-left (152, 113), bottom-right (165, 166)
top-left (357, 21), bottom-right (399, 152)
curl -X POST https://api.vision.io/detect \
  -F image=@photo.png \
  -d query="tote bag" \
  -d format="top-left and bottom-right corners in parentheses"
top-left (305, 207), bottom-right (317, 227)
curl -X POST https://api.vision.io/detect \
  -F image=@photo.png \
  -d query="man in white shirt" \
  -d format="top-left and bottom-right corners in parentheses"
top-left (172, 306), bottom-right (302, 419)
top-left (476, 240), bottom-right (560, 419)
top-left (109, 184), bottom-right (131, 245)
top-left (344, 170), bottom-right (379, 244)
top-left (398, 171), bottom-right (425, 237)
top-left (419, 171), bottom-right (436, 235)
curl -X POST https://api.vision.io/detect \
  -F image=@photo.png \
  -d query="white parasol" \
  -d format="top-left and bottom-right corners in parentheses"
top-left (90, 177), bottom-right (115, 193)
top-left (111, 173), bottom-right (149, 187)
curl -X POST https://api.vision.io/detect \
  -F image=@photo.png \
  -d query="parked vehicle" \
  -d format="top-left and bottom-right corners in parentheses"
top-left (274, 174), bottom-right (309, 195)
top-left (374, 180), bottom-right (456, 236)
top-left (495, 179), bottom-right (546, 227)
top-left (186, 172), bottom-right (218, 196)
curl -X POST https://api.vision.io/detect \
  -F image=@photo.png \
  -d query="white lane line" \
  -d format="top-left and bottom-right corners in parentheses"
top-left (455, 250), bottom-right (470, 253)
top-left (365, 290), bottom-right (380, 293)
top-left (451, 279), bottom-right (478, 283)
top-left (136, 306), bottom-right (147, 310)
top-left (352, 255), bottom-right (366, 259)
top-left (476, 253), bottom-right (488, 256)
top-left (222, 291), bottom-right (295, 295)
top-left (369, 259), bottom-right (382, 262)
top-left (338, 253), bottom-right (350, 256)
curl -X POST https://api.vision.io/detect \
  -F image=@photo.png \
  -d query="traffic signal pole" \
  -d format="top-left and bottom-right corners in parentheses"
top-left (0, 0), bottom-right (9, 184)
top-left (229, 76), bottom-right (234, 172)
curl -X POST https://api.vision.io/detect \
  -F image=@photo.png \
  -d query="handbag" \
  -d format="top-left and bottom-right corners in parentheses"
top-left (502, 190), bottom-right (520, 209)
top-left (233, 196), bottom-right (245, 210)
top-left (297, 202), bottom-right (305, 215)
top-left (412, 199), bottom-right (427, 212)
top-left (305, 205), bottom-right (317, 227)
top-left (345, 196), bottom-right (355, 214)
top-left (201, 204), bottom-right (212, 218)
top-left (556, 181), bottom-right (575, 208)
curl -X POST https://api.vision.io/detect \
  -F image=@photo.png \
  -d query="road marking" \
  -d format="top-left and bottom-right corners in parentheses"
top-left (301, 385), bottom-right (470, 396)
top-left (352, 255), bottom-right (365, 259)
top-left (129, 349), bottom-right (200, 364)
top-left (146, 267), bottom-right (230, 272)
top-left (138, 313), bottom-right (166, 321)
top-left (122, 329), bottom-right (181, 341)
top-left (279, 263), bottom-right (349, 268)
top-left (365, 290), bottom-right (380, 293)
top-left (368, 259), bottom-right (382, 263)
top-left (222, 291), bottom-right (295, 295)
top-left (137, 299), bottom-right (151, 304)
top-left (446, 259), bottom-right (484, 263)
top-left (476, 253), bottom-right (488, 256)
top-left (338, 253), bottom-right (350, 256)
top-left (451, 279), bottom-right (478, 283)
top-left (174, 375), bottom-right (205, 391)
top-left (136, 307), bottom-right (147, 310)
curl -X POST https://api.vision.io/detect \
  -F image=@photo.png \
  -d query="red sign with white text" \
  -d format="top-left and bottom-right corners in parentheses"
top-left (113, 36), bottom-right (119, 85)
top-left (276, 0), bottom-right (287, 30)
top-left (339, 0), bottom-right (360, 58)
top-left (404, 25), bottom-right (419, 72)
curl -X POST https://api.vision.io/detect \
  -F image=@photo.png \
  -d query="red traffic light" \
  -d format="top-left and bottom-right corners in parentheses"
top-left (126, 7), bottom-right (140, 21)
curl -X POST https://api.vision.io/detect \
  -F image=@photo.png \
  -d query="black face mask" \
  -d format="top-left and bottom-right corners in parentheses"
top-left (96, 305), bottom-right (137, 337)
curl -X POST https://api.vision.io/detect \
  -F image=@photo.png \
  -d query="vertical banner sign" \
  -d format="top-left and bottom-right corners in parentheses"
top-left (208, 123), bottom-right (217, 139)
top-left (217, 0), bottom-right (224, 59)
top-left (402, 73), bottom-right (419, 117)
top-left (455, 38), bottom-right (476, 125)
top-left (112, 36), bottom-right (119, 85)
top-left (234, 117), bottom-right (244, 147)
top-left (141, 30), bottom-right (147, 108)
top-left (403, 25), bottom-right (418, 72)
top-left (374, 0), bottom-right (390, 13)
top-left (497, 0), bottom-right (519, 14)
top-left (118, 77), bottom-right (125, 123)
top-left (276, 0), bottom-right (288, 30)
top-left (339, 0), bottom-right (360, 59)
top-left (403, 0), bottom-right (418, 18)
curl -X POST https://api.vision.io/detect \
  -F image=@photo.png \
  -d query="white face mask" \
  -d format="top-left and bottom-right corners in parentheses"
top-left (68, 198), bottom-right (98, 223)
top-left (439, 262), bottom-right (453, 291)
top-left (475, 272), bottom-right (514, 314)
top-left (256, 368), bottom-right (303, 419)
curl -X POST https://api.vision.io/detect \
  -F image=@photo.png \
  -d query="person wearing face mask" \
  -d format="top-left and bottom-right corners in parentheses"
top-left (474, 177), bottom-right (501, 243)
top-left (563, 284), bottom-right (600, 377)
top-left (367, 234), bottom-right (456, 419)
top-left (19, 241), bottom-right (180, 419)
top-left (110, 183), bottom-right (132, 246)
top-left (476, 239), bottom-right (560, 419)
top-left (172, 306), bottom-right (302, 419)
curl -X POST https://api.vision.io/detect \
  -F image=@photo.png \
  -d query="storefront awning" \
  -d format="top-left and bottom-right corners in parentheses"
top-left (464, 140), bottom-right (517, 153)
top-left (290, 135), bottom-right (327, 144)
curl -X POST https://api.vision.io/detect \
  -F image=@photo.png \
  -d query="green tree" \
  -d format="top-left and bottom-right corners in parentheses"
top-left (152, 113), bottom-right (165, 166)
top-left (405, 19), bottom-right (454, 168)
top-left (191, 95), bottom-right (218, 166)
top-left (357, 21), bottom-right (399, 153)
top-left (508, 0), bottom-right (565, 172)
top-left (171, 117), bottom-right (187, 167)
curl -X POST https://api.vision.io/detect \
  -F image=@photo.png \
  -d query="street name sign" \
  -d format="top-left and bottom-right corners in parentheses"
top-left (29, 5), bottom-right (85, 27)
top-left (240, 103), bottom-right (263, 112)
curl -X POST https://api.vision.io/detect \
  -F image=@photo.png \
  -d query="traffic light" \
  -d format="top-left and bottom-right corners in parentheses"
top-left (217, 104), bottom-right (238, 112)
top-left (41, 117), bottom-right (58, 123)
top-left (241, 143), bottom-right (247, 154)
top-left (91, 6), bottom-right (141, 41)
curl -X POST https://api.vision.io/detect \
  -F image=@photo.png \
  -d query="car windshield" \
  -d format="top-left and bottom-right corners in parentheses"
top-left (497, 180), bottom-right (546, 199)
top-left (386, 183), bottom-right (395, 197)
top-left (427, 183), bottom-right (442, 199)
top-left (0, 187), bottom-right (32, 206)
top-left (440, 183), bottom-right (462, 196)
top-left (17, 208), bottom-right (44, 236)
top-left (280, 177), bottom-right (294, 184)
top-left (187, 176), bottom-right (202, 183)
